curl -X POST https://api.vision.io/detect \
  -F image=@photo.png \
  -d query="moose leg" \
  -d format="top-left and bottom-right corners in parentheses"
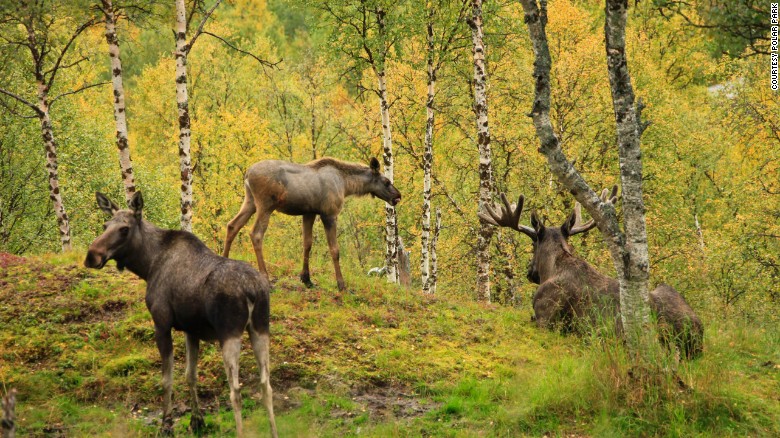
top-left (300, 214), bottom-right (316, 288)
top-left (248, 327), bottom-right (278, 438)
top-left (223, 186), bottom-right (256, 258)
top-left (221, 337), bottom-right (244, 436)
top-left (154, 328), bottom-right (174, 435)
top-left (321, 215), bottom-right (345, 291)
top-left (249, 211), bottom-right (272, 278)
top-left (185, 333), bottom-right (204, 433)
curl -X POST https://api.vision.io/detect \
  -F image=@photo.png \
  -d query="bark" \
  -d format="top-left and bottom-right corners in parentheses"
top-left (174, 0), bottom-right (193, 232)
top-left (605, 0), bottom-right (651, 340)
top-left (468, 0), bottom-right (495, 301)
top-left (36, 83), bottom-right (71, 252)
top-left (421, 15), bottom-right (435, 293)
top-left (102, 0), bottom-right (136, 204)
top-left (428, 207), bottom-right (442, 295)
top-left (375, 7), bottom-right (399, 284)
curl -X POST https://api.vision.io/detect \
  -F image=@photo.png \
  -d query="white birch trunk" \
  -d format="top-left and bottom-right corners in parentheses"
top-left (378, 70), bottom-right (399, 284)
top-left (36, 82), bottom-right (71, 252)
top-left (605, 0), bottom-right (651, 343)
top-left (421, 18), bottom-right (436, 293)
top-left (174, 0), bottom-right (193, 232)
top-left (428, 207), bottom-right (442, 295)
top-left (375, 7), bottom-right (399, 284)
top-left (102, 0), bottom-right (136, 204)
top-left (469, 0), bottom-right (494, 301)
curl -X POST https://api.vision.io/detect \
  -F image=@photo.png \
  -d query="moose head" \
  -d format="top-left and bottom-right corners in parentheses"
top-left (84, 191), bottom-right (144, 271)
top-left (478, 187), bottom-right (618, 285)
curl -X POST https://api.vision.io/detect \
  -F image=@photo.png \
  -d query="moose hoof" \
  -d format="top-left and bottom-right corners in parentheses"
top-left (337, 282), bottom-right (346, 292)
top-left (190, 413), bottom-right (205, 433)
top-left (161, 415), bottom-right (174, 435)
top-left (300, 273), bottom-right (315, 288)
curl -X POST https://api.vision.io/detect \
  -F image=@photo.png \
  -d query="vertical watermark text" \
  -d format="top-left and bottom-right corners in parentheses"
top-left (772, 3), bottom-right (778, 90)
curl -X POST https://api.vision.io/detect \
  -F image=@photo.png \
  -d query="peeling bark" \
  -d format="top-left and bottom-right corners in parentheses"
top-left (1, 388), bottom-right (16, 438)
top-left (468, 0), bottom-right (495, 301)
top-left (175, 0), bottom-right (193, 232)
top-left (102, 0), bottom-right (136, 204)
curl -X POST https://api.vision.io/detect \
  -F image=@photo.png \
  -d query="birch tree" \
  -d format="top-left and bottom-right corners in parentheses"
top-left (0, 1), bottom-right (104, 252)
top-left (518, 0), bottom-right (652, 349)
top-left (317, 0), bottom-right (404, 284)
top-left (174, 0), bottom-right (221, 232)
top-left (99, 0), bottom-right (137, 204)
top-left (467, 0), bottom-right (495, 301)
top-left (421, 0), bottom-right (469, 294)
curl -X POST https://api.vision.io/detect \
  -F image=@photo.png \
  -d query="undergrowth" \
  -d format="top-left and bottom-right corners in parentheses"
top-left (1, 252), bottom-right (778, 436)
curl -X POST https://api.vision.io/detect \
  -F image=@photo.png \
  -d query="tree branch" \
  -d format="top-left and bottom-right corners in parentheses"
top-left (49, 81), bottom-right (110, 107)
top-left (186, 0), bottom-right (222, 53)
top-left (45, 17), bottom-right (98, 91)
top-left (201, 31), bottom-right (281, 69)
top-left (0, 87), bottom-right (42, 115)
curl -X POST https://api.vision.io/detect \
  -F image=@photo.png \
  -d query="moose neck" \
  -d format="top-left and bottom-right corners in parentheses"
top-left (114, 220), bottom-right (165, 281)
top-left (341, 171), bottom-right (372, 198)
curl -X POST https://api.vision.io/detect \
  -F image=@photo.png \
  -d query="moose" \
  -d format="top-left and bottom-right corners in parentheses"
top-left (223, 157), bottom-right (402, 290)
top-left (85, 192), bottom-right (278, 437)
top-left (480, 189), bottom-right (703, 359)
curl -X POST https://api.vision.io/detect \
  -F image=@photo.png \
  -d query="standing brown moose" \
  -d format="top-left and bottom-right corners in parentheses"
top-left (85, 192), bottom-right (277, 436)
top-left (223, 157), bottom-right (401, 290)
top-left (480, 189), bottom-right (703, 359)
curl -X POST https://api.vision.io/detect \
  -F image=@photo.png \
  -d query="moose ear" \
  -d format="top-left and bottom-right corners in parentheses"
top-left (530, 210), bottom-right (545, 236)
top-left (561, 210), bottom-right (576, 238)
top-left (369, 157), bottom-right (380, 174)
top-left (96, 192), bottom-right (119, 216)
top-left (129, 191), bottom-right (144, 219)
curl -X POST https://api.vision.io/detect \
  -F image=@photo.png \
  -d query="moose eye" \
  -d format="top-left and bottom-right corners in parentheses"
top-left (384, 180), bottom-right (391, 187)
top-left (119, 226), bottom-right (130, 236)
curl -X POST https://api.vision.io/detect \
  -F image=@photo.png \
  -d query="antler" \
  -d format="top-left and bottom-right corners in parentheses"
top-left (478, 193), bottom-right (537, 239)
top-left (568, 186), bottom-right (618, 235)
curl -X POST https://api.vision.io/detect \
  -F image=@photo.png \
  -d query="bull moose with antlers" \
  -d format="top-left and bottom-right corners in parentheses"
top-left (480, 188), bottom-right (703, 359)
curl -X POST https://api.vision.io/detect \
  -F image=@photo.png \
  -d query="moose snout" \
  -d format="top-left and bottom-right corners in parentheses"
top-left (84, 249), bottom-right (106, 269)
top-left (391, 192), bottom-right (401, 206)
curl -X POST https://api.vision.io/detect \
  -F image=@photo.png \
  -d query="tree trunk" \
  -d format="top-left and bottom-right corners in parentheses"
top-left (605, 0), bottom-right (651, 342)
top-left (468, 0), bottom-right (494, 302)
top-left (519, 0), bottom-right (652, 351)
top-left (102, 0), bottom-right (136, 204)
top-left (428, 207), bottom-right (442, 295)
top-left (1, 389), bottom-right (16, 438)
top-left (421, 17), bottom-right (435, 293)
top-left (174, 0), bottom-right (193, 232)
top-left (36, 83), bottom-right (71, 252)
top-left (375, 7), bottom-right (399, 284)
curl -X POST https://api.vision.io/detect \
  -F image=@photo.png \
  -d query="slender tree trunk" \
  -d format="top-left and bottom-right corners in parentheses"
top-left (468, 0), bottom-right (494, 301)
top-left (605, 0), bottom-right (651, 341)
top-left (421, 17), bottom-right (436, 293)
top-left (428, 207), bottom-right (441, 295)
top-left (102, 0), bottom-right (136, 204)
top-left (174, 0), bottom-right (193, 232)
top-left (36, 83), bottom-right (71, 252)
top-left (1, 389), bottom-right (16, 438)
top-left (375, 7), bottom-right (399, 284)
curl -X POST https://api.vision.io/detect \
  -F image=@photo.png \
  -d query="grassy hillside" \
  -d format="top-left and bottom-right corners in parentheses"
top-left (1, 252), bottom-right (778, 437)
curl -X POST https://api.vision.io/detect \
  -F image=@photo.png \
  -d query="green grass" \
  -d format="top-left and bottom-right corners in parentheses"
top-left (1, 252), bottom-right (778, 436)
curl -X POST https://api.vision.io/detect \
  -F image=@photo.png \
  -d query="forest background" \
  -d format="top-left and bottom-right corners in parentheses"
top-left (1, 0), bottom-right (779, 435)
top-left (1, 0), bottom-right (777, 319)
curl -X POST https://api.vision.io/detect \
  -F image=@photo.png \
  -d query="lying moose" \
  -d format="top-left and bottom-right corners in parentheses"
top-left (85, 192), bottom-right (277, 436)
top-left (480, 189), bottom-right (703, 359)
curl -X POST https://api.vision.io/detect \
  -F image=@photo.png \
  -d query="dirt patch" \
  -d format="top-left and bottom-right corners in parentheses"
top-left (350, 385), bottom-right (438, 420)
